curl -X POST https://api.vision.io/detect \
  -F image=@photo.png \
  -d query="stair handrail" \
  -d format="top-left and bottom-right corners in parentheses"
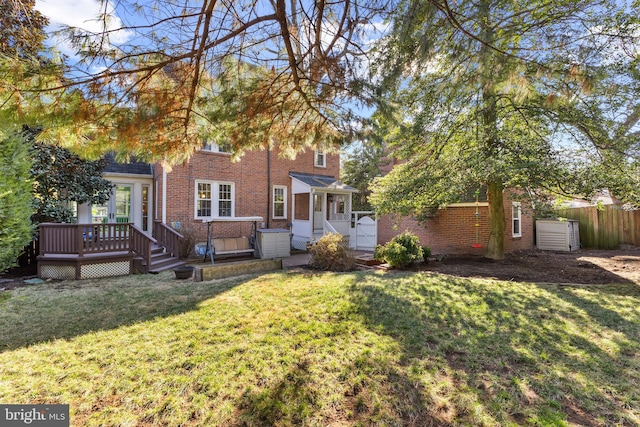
top-left (323, 218), bottom-right (338, 234)
top-left (129, 224), bottom-right (157, 270)
top-left (153, 220), bottom-right (184, 257)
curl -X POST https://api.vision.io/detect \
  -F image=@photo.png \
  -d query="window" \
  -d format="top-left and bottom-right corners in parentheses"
top-left (273, 186), bottom-right (287, 219)
top-left (202, 140), bottom-right (232, 154)
top-left (512, 202), bottom-right (522, 237)
top-left (314, 150), bottom-right (326, 167)
top-left (195, 180), bottom-right (235, 218)
top-left (142, 185), bottom-right (149, 231)
top-left (196, 181), bottom-right (212, 217)
top-left (218, 183), bottom-right (232, 217)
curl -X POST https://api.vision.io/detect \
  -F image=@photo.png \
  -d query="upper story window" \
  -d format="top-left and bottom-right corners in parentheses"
top-left (512, 202), bottom-right (522, 238)
top-left (314, 150), bottom-right (326, 168)
top-left (201, 140), bottom-right (232, 154)
top-left (195, 180), bottom-right (235, 219)
top-left (273, 185), bottom-right (287, 219)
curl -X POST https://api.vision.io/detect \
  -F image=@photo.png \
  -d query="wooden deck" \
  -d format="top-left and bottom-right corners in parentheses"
top-left (37, 222), bottom-right (184, 279)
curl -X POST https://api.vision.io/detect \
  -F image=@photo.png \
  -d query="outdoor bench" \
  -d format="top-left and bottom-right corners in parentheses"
top-left (212, 237), bottom-right (255, 258)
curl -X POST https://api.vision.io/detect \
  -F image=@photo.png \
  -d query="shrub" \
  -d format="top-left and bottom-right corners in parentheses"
top-left (422, 246), bottom-right (432, 263)
top-left (374, 231), bottom-right (423, 269)
top-left (0, 133), bottom-right (34, 273)
top-left (308, 232), bottom-right (357, 271)
top-left (173, 220), bottom-right (198, 259)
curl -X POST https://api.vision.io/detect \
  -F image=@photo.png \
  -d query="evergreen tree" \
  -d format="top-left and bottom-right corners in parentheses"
top-left (0, 0), bottom-right (48, 272)
top-left (341, 139), bottom-right (387, 211)
top-left (370, 0), bottom-right (640, 259)
top-left (0, 133), bottom-right (33, 273)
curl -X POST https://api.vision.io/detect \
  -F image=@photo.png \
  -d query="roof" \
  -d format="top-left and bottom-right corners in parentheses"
top-left (103, 153), bottom-right (153, 176)
top-left (289, 172), bottom-right (358, 192)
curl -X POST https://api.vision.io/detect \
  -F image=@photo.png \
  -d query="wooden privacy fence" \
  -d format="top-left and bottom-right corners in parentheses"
top-left (555, 205), bottom-right (640, 249)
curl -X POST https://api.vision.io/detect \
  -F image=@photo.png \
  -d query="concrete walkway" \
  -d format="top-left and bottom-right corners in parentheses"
top-left (281, 251), bottom-right (312, 268)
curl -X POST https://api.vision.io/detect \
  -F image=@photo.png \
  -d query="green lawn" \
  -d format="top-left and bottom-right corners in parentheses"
top-left (0, 269), bottom-right (638, 426)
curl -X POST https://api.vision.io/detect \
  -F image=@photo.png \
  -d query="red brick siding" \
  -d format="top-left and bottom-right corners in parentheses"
top-left (377, 193), bottom-right (534, 255)
top-left (154, 147), bottom-right (339, 242)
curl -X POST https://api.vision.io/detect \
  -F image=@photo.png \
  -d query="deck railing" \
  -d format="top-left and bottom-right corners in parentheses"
top-left (39, 223), bottom-right (132, 256)
top-left (153, 220), bottom-right (184, 257)
top-left (129, 225), bottom-right (157, 269)
top-left (39, 223), bottom-right (155, 266)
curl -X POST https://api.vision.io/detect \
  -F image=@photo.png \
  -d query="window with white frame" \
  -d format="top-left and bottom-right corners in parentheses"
top-left (201, 140), bottom-right (232, 154)
top-left (195, 180), bottom-right (235, 218)
top-left (512, 202), bottom-right (522, 237)
top-left (273, 185), bottom-right (287, 219)
top-left (218, 183), bottom-right (233, 217)
top-left (314, 150), bottom-right (326, 167)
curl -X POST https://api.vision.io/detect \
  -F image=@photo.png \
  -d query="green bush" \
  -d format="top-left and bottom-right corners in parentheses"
top-left (308, 232), bottom-right (357, 271)
top-left (422, 246), bottom-right (432, 263)
top-left (0, 133), bottom-right (34, 273)
top-left (374, 231), bottom-right (423, 269)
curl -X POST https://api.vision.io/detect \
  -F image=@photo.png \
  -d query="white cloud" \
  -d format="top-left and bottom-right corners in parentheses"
top-left (35, 0), bottom-right (132, 57)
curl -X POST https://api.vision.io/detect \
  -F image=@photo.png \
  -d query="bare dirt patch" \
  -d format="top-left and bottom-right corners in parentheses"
top-left (4, 247), bottom-right (640, 289)
top-left (0, 265), bottom-right (40, 291)
top-left (417, 247), bottom-right (640, 285)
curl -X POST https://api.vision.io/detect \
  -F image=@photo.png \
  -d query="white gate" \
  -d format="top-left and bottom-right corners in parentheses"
top-left (350, 212), bottom-right (377, 251)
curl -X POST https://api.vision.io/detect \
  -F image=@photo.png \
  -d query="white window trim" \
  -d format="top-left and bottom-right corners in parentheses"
top-left (200, 141), bottom-right (232, 154)
top-left (272, 185), bottom-right (287, 219)
top-left (314, 150), bottom-right (326, 168)
top-left (194, 180), bottom-right (235, 219)
top-left (512, 202), bottom-right (522, 238)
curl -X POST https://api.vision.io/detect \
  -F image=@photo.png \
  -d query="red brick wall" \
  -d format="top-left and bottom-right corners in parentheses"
top-left (154, 146), bottom-right (340, 242)
top-left (377, 193), bottom-right (534, 255)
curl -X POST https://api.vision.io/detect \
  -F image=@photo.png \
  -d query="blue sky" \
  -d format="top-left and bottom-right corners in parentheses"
top-left (35, 0), bottom-right (131, 60)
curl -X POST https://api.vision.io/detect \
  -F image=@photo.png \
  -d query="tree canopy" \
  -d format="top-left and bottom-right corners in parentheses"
top-left (369, 0), bottom-right (640, 259)
top-left (2, 0), bottom-right (388, 165)
top-left (24, 126), bottom-right (114, 224)
top-left (0, 132), bottom-right (33, 273)
top-left (0, 0), bottom-right (48, 272)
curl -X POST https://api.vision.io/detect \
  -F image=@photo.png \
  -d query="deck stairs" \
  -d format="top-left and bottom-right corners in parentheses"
top-left (140, 244), bottom-right (186, 273)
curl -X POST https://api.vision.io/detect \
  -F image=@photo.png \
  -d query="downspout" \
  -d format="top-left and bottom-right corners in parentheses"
top-left (162, 160), bottom-right (167, 224)
top-left (266, 146), bottom-right (271, 229)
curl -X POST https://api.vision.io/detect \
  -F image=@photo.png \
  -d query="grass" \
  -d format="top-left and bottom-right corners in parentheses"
top-left (0, 269), bottom-right (639, 426)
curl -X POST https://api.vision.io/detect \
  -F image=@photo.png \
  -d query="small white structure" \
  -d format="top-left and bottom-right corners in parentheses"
top-left (257, 228), bottom-right (291, 258)
top-left (289, 172), bottom-right (359, 250)
top-left (536, 219), bottom-right (580, 252)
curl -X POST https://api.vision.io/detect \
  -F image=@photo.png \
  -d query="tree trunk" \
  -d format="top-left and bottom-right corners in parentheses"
top-left (486, 180), bottom-right (505, 260)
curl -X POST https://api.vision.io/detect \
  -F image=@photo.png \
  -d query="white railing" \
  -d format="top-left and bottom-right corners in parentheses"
top-left (323, 218), bottom-right (338, 234)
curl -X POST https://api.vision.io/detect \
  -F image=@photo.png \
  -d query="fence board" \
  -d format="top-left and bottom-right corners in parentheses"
top-left (555, 205), bottom-right (640, 249)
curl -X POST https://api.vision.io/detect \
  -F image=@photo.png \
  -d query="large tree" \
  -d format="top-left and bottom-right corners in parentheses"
top-left (0, 0), bottom-right (49, 272)
top-left (3, 0), bottom-right (388, 164)
top-left (369, 0), bottom-right (640, 259)
top-left (24, 127), bottom-right (113, 224)
top-left (0, 132), bottom-right (33, 273)
top-left (341, 117), bottom-right (389, 211)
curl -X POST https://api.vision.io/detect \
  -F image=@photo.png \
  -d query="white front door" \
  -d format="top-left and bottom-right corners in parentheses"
top-left (313, 193), bottom-right (324, 233)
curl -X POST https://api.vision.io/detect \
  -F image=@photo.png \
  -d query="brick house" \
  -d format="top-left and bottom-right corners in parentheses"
top-left (377, 193), bottom-right (535, 255)
top-left (40, 145), bottom-right (360, 279)
top-left (376, 162), bottom-right (535, 255)
top-left (153, 143), bottom-right (358, 250)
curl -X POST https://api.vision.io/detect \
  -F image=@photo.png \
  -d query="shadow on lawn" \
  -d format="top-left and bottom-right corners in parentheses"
top-left (347, 273), bottom-right (640, 426)
top-left (235, 348), bottom-right (445, 427)
top-left (0, 273), bottom-right (248, 352)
